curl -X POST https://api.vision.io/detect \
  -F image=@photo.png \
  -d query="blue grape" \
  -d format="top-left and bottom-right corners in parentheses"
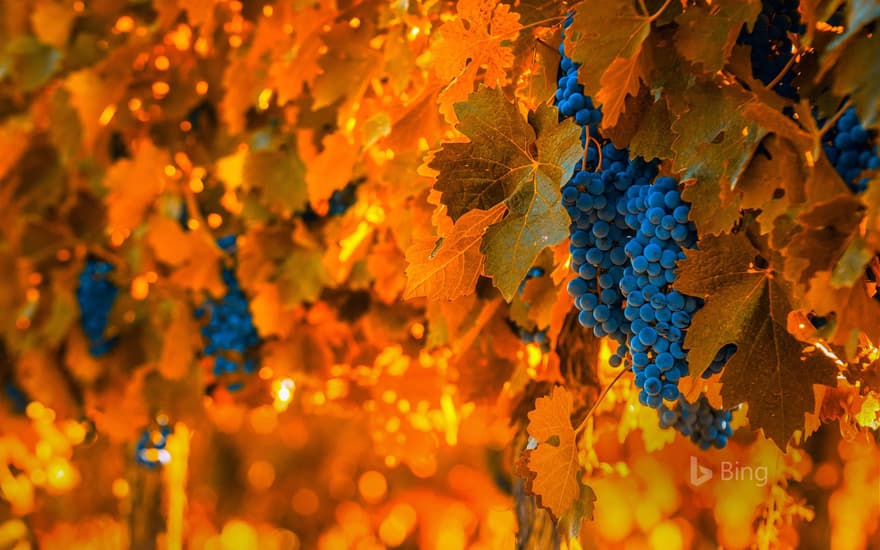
top-left (199, 236), bottom-right (261, 391)
top-left (658, 396), bottom-right (734, 449)
top-left (76, 259), bottom-right (119, 356)
top-left (737, 0), bottom-right (805, 100)
top-left (818, 106), bottom-right (879, 193)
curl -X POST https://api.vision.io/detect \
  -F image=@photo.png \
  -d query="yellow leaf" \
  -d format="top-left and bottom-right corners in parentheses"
top-left (168, 232), bottom-right (226, 297)
top-left (64, 49), bottom-right (134, 149)
top-left (0, 116), bottom-right (32, 182)
top-left (431, 0), bottom-right (521, 120)
top-left (146, 215), bottom-right (192, 266)
top-left (105, 140), bottom-right (170, 234)
top-left (249, 283), bottom-right (297, 338)
top-left (404, 203), bottom-right (505, 301)
top-left (158, 302), bottom-right (196, 380)
top-left (526, 385), bottom-right (580, 519)
top-left (304, 133), bottom-right (359, 208)
top-left (30, 0), bottom-right (75, 49)
top-left (64, 328), bottom-right (103, 384)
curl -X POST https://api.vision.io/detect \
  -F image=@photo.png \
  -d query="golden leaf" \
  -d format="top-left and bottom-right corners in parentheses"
top-left (404, 203), bottom-right (505, 301)
top-left (526, 385), bottom-right (580, 519)
top-left (105, 140), bottom-right (170, 234)
top-left (432, 0), bottom-right (521, 120)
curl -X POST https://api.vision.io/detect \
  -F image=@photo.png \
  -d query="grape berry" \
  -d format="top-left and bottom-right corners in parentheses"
top-left (76, 259), bottom-right (119, 357)
top-left (558, 17), bottom-right (736, 448)
top-left (195, 235), bottom-right (260, 391)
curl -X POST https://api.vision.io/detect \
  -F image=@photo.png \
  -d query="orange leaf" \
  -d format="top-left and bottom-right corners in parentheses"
top-left (404, 203), bottom-right (505, 301)
top-left (158, 301), bottom-right (196, 380)
top-left (304, 132), bottom-right (359, 208)
top-left (105, 140), bottom-right (170, 234)
top-left (526, 385), bottom-right (580, 519)
top-left (432, 0), bottom-right (521, 120)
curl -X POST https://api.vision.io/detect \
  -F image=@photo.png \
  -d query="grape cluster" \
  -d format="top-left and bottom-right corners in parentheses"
top-left (659, 395), bottom-right (734, 450)
top-left (135, 420), bottom-right (172, 468)
top-left (737, 0), bottom-right (805, 100)
top-left (563, 146), bottom-right (659, 367)
top-left (195, 235), bottom-right (259, 391)
top-left (557, 17), bottom-right (736, 448)
top-left (821, 106), bottom-right (880, 193)
top-left (513, 267), bottom-right (550, 351)
top-left (76, 259), bottom-right (119, 356)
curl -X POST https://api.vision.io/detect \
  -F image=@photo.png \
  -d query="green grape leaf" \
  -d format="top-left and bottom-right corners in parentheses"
top-left (481, 178), bottom-right (569, 301)
top-left (674, 0), bottom-right (761, 73)
top-left (557, 482), bottom-right (597, 542)
top-left (244, 150), bottom-right (308, 219)
top-left (672, 83), bottom-right (767, 191)
top-left (430, 87), bottom-right (580, 222)
top-left (675, 233), bottom-right (838, 448)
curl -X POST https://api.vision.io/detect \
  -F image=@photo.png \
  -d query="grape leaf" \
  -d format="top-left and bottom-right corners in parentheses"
top-left (434, 96), bottom-right (579, 299)
top-left (302, 133), bottom-right (359, 209)
top-left (565, 1), bottom-right (652, 101)
top-left (0, 116), bottom-right (32, 182)
top-left (736, 135), bottom-right (808, 235)
top-left (671, 83), bottom-right (767, 190)
top-left (805, 271), bottom-right (880, 350)
top-left (680, 179), bottom-right (741, 237)
top-left (675, 233), bottom-right (837, 448)
top-left (158, 300), bottom-right (197, 381)
top-left (783, 195), bottom-right (865, 286)
top-left (595, 49), bottom-right (650, 128)
top-left (431, 87), bottom-right (580, 222)
top-left (628, 97), bottom-right (674, 161)
top-left (674, 0), bottom-right (761, 73)
top-left (557, 482), bottom-right (597, 541)
top-left (830, 29), bottom-right (880, 128)
top-left (825, 0), bottom-right (880, 55)
top-left (525, 385), bottom-right (581, 519)
top-left (64, 47), bottom-right (135, 149)
top-left (404, 203), bottom-right (505, 301)
top-left (431, 0), bottom-right (521, 120)
top-left (30, 0), bottom-right (75, 49)
top-left (244, 150), bottom-right (308, 218)
top-left (105, 140), bottom-right (170, 234)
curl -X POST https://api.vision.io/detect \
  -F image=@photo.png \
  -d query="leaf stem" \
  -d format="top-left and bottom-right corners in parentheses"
top-left (764, 53), bottom-right (798, 92)
top-left (574, 366), bottom-right (629, 435)
top-left (583, 136), bottom-right (602, 171)
top-left (638, 0), bottom-right (649, 16)
top-left (181, 182), bottom-right (220, 253)
top-left (819, 98), bottom-right (853, 138)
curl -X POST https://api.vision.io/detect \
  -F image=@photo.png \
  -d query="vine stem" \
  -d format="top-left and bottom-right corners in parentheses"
top-left (648, 0), bottom-right (673, 22)
top-left (819, 98), bottom-right (853, 138)
top-left (574, 367), bottom-right (629, 435)
top-left (764, 52), bottom-right (798, 92)
top-left (583, 136), bottom-right (603, 171)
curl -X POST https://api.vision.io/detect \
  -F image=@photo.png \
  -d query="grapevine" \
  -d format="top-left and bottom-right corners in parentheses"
top-left (0, 1), bottom-right (877, 548)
